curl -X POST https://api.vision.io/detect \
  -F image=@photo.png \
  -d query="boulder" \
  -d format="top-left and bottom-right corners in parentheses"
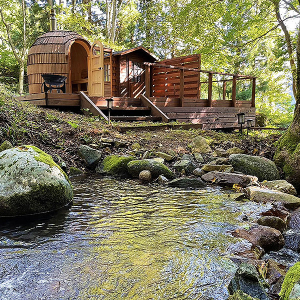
top-left (168, 177), bottom-right (206, 188)
top-left (257, 216), bottom-right (287, 232)
top-left (261, 204), bottom-right (290, 224)
top-left (232, 224), bottom-right (285, 252)
top-left (289, 208), bottom-right (300, 231)
top-left (228, 290), bottom-right (260, 300)
top-left (139, 170), bottom-right (152, 182)
top-left (96, 155), bottom-right (134, 177)
top-left (246, 186), bottom-right (300, 210)
top-left (173, 159), bottom-right (197, 175)
top-left (279, 262), bottom-right (300, 300)
top-left (193, 168), bottom-right (205, 177)
top-left (262, 180), bottom-right (297, 196)
top-left (201, 171), bottom-right (253, 187)
top-left (227, 240), bottom-right (264, 260)
top-left (189, 136), bottom-right (212, 154)
top-left (263, 248), bottom-right (300, 268)
top-left (127, 159), bottom-right (175, 179)
top-left (284, 230), bottom-right (300, 252)
top-left (0, 146), bottom-right (73, 216)
top-left (0, 140), bottom-right (13, 152)
top-left (228, 263), bottom-right (269, 300)
top-left (229, 154), bottom-right (280, 181)
top-left (78, 145), bottom-right (102, 168)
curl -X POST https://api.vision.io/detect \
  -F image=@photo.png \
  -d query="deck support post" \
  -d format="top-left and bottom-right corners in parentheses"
top-left (180, 69), bottom-right (184, 107)
top-left (223, 81), bottom-right (226, 100)
top-left (145, 64), bottom-right (151, 98)
top-left (232, 75), bottom-right (237, 107)
top-left (208, 73), bottom-right (213, 107)
top-left (251, 77), bottom-right (256, 108)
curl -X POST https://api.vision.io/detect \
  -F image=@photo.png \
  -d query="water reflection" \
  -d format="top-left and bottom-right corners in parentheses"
top-left (0, 176), bottom-right (269, 299)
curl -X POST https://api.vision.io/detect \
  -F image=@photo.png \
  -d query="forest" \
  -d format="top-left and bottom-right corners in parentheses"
top-left (0, 0), bottom-right (299, 127)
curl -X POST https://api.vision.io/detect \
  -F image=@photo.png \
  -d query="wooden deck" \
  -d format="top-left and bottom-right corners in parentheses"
top-left (18, 92), bottom-right (255, 129)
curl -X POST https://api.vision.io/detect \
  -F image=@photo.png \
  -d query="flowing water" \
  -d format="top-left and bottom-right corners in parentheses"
top-left (0, 176), bottom-right (270, 300)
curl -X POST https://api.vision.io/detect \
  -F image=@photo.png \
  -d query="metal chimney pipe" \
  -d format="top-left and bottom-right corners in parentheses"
top-left (50, 8), bottom-right (56, 31)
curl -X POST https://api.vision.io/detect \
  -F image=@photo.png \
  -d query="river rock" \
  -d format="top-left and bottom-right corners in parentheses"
top-left (279, 262), bottom-right (300, 299)
top-left (289, 208), bottom-right (300, 231)
top-left (228, 263), bottom-right (269, 300)
top-left (284, 230), bottom-right (300, 252)
top-left (0, 140), bottom-right (13, 152)
top-left (226, 147), bottom-right (246, 155)
top-left (213, 148), bottom-right (227, 157)
top-left (228, 290), bottom-right (260, 299)
top-left (232, 225), bottom-right (285, 252)
top-left (227, 240), bottom-right (264, 260)
top-left (189, 136), bottom-right (212, 154)
top-left (96, 155), bottom-right (134, 177)
top-left (158, 175), bottom-right (168, 184)
top-left (261, 204), bottom-right (291, 224)
top-left (263, 248), bottom-right (300, 268)
top-left (201, 164), bottom-right (232, 172)
top-left (246, 186), bottom-right (300, 210)
top-left (193, 168), bottom-right (205, 177)
top-left (155, 151), bottom-right (174, 162)
top-left (127, 159), bottom-right (175, 179)
top-left (168, 177), bottom-right (206, 188)
top-left (201, 171), bottom-right (253, 187)
top-left (173, 159), bottom-right (196, 175)
top-left (0, 146), bottom-right (73, 216)
top-left (78, 144), bottom-right (102, 168)
top-left (257, 216), bottom-right (287, 232)
top-left (139, 170), bottom-right (152, 182)
top-left (262, 180), bottom-right (297, 196)
top-left (194, 153), bottom-right (204, 163)
top-left (229, 154), bottom-right (280, 181)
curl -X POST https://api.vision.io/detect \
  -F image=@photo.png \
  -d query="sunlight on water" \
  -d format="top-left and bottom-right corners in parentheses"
top-left (0, 176), bottom-right (270, 300)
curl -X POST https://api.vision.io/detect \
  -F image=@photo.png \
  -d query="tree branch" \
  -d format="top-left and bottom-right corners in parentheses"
top-left (282, 0), bottom-right (300, 14)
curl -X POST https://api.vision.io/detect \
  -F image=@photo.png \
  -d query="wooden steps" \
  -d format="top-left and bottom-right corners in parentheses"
top-left (110, 116), bottom-right (162, 121)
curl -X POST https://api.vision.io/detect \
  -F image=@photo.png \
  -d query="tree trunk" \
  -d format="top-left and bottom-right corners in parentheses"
top-left (19, 63), bottom-right (25, 94)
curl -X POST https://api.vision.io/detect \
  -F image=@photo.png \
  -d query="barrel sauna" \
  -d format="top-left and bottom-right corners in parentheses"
top-left (27, 30), bottom-right (91, 94)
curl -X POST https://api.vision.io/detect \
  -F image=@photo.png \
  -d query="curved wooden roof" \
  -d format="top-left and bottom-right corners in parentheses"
top-left (29, 30), bottom-right (90, 55)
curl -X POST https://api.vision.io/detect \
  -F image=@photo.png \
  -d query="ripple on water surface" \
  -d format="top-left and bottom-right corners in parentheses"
top-left (0, 176), bottom-right (270, 299)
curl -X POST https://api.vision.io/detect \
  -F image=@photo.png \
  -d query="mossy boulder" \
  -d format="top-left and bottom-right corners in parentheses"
top-left (96, 155), bottom-right (134, 177)
top-left (127, 159), bottom-right (175, 179)
top-left (262, 180), bottom-right (297, 196)
top-left (78, 145), bottom-right (102, 168)
top-left (229, 154), bottom-right (280, 181)
top-left (228, 290), bottom-right (259, 300)
top-left (279, 262), bottom-right (300, 300)
top-left (0, 146), bottom-right (73, 217)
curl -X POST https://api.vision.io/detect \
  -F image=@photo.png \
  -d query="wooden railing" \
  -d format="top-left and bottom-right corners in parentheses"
top-left (144, 62), bottom-right (256, 108)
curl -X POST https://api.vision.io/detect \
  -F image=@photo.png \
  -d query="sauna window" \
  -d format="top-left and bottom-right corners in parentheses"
top-left (104, 64), bottom-right (110, 82)
top-left (132, 62), bottom-right (142, 83)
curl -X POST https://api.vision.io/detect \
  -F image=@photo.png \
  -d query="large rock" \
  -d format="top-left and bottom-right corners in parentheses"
top-left (201, 164), bottom-right (232, 172)
top-left (246, 186), bottom-right (300, 210)
top-left (229, 154), bottom-right (280, 181)
top-left (228, 263), bottom-right (269, 300)
top-left (96, 155), bottom-right (134, 177)
top-left (127, 159), bottom-right (175, 179)
top-left (173, 159), bottom-right (196, 175)
top-left (201, 171), bottom-right (253, 187)
top-left (78, 145), bottom-right (102, 168)
top-left (284, 230), bottom-right (300, 252)
top-left (279, 262), bottom-right (300, 300)
top-left (257, 216), bottom-right (287, 232)
top-left (0, 146), bottom-right (73, 216)
top-left (232, 224), bottom-right (285, 252)
top-left (168, 177), bottom-right (206, 188)
top-left (189, 136), bottom-right (212, 154)
top-left (262, 180), bottom-right (297, 196)
top-left (289, 208), bottom-right (300, 231)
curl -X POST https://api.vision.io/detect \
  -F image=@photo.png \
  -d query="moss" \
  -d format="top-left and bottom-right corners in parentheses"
top-left (100, 155), bottom-right (134, 176)
top-left (279, 262), bottom-right (300, 299)
top-left (228, 290), bottom-right (258, 300)
top-left (275, 130), bottom-right (300, 154)
top-left (24, 145), bottom-right (70, 184)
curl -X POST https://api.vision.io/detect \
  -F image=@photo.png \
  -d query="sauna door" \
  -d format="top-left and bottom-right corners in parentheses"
top-left (88, 40), bottom-right (104, 97)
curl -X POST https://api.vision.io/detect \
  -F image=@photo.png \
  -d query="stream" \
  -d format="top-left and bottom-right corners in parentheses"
top-left (0, 176), bottom-right (271, 300)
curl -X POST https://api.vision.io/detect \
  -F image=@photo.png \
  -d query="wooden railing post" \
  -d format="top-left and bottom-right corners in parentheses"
top-left (251, 77), bottom-right (256, 108)
top-left (145, 64), bottom-right (151, 98)
top-left (180, 68), bottom-right (184, 107)
top-left (232, 75), bottom-right (237, 107)
top-left (208, 72), bottom-right (213, 107)
top-left (223, 81), bottom-right (226, 100)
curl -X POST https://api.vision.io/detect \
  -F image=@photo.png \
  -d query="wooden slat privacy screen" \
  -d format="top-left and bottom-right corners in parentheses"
top-left (152, 54), bottom-right (201, 99)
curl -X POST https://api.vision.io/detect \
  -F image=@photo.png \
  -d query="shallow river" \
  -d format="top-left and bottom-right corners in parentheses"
top-left (0, 176), bottom-right (270, 300)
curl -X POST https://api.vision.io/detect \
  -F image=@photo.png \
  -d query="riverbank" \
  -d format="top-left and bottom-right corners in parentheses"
top-left (0, 87), bottom-right (282, 177)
